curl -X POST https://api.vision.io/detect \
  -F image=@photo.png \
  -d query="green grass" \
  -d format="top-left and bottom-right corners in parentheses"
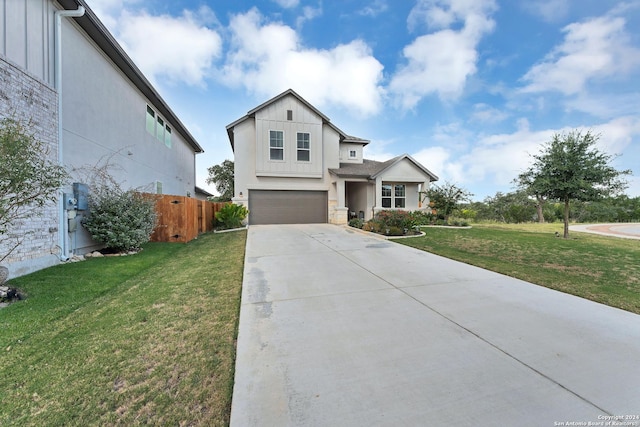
top-left (0, 230), bottom-right (246, 426)
top-left (400, 223), bottom-right (640, 314)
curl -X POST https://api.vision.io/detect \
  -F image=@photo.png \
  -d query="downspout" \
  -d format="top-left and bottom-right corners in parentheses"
top-left (54, 5), bottom-right (85, 261)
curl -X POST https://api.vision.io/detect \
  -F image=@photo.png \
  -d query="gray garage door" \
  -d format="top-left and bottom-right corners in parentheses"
top-left (249, 190), bottom-right (328, 225)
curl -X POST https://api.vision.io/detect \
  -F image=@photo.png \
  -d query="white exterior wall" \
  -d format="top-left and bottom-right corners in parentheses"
top-left (231, 98), bottom-right (343, 222)
top-left (59, 18), bottom-right (197, 254)
top-left (339, 142), bottom-right (364, 164)
top-left (254, 95), bottom-right (324, 178)
top-left (373, 160), bottom-right (434, 214)
top-left (0, 0), bottom-right (54, 85)
top-left (1, 1), bottom-right (201, 272)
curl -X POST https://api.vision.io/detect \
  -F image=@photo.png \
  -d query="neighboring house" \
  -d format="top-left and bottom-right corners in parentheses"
top-left (227, 89), bottom-right (438, 225)
top-left (0, 0), bottom-right (204, 277)
top-left (194, 186), bottom-right (214, 201)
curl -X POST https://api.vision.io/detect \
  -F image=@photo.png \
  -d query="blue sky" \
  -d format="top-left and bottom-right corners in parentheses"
top-left (86, 0), bottom-right (640, 201)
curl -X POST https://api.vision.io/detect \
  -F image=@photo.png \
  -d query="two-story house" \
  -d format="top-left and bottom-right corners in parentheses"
top-left (0, 0), bottom-right (204, 277)
top-left (227, 89), bottom-right (438, 225)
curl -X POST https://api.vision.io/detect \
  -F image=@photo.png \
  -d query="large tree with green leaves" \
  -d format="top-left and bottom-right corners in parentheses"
top-left (517, 130), bottom-right (631, 238)
top-left (423, 182), bottom-right (473, 221)
top-left (0, 117), bottom-right (68, 262)
top-left (206, 159), bottom-right (234, 202)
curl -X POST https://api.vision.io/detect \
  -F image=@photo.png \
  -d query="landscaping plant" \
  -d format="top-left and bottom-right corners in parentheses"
top-left (0, 117), bottom-right (68, 263)
top-left (215, 203), bottom-right (248, 229)
top-left (82, 188), bottom-right (158, 252)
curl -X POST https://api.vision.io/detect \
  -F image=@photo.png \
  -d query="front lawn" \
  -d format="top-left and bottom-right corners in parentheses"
top-left (399, 223), bottom-right (640, 314)
top-left (0, 230), bottom-right (246, 426)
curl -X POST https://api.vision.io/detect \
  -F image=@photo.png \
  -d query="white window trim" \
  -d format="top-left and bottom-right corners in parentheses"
top-left (296, 132), bottom-right (310, 162)
top-left (269, 130), bottom-right (285, 162)
top-left (349, 149), bottom-right (357, 159)
top-left (381, 183), bottom-right (406, 209)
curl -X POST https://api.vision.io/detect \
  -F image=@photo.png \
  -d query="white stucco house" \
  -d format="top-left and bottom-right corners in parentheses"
top-left (0, 0), bottom-right (204, 277)
top-left (227, 89), bottom-right (438, 225)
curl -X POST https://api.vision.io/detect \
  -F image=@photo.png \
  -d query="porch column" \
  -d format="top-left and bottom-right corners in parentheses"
top-left (331, 179), bottom-right (348, 225)
top-left (337, 179), bottom-right (346, 208)
top-left (421, 181), bottom-right (431, 209)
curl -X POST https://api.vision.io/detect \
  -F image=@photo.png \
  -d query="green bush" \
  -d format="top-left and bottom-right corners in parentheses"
top-left (215, 203), bottom-right (248, 229)
top-left (348, 218), bottom-right (364, 229)
top-left (82, 189), bottom-right (157, 251)
top-left (373, 210), bottom-right (419, 230)
top-left (386, 226), bottom-right (404, 236)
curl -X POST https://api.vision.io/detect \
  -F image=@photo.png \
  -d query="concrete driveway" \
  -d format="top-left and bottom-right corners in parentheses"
top-left (230, 224), bottom-right (640, 426)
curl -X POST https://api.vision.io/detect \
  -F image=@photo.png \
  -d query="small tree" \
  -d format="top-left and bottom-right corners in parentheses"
top-left (422, 182), bottom-right (473, 221)
top-left (518, 130), bottom-right (630, 238)
top-left (206, 159), bottom-right (234, 202)
top-left (0, 117), bottom-right (68, 262)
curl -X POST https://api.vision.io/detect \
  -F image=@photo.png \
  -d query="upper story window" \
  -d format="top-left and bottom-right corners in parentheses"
top-left (156, 116), bottom-right (165, 142)
top-left (146, 105), bottom-right (171, 148)
top-left (270, 130), bottom-right (284, 161)
top-left (287, 110), bottom-right (293, 121)
top-left (297, 133), bottom-right (310, 162)
top-left (165, 125), bottom-right (172, 148)
top-left (146, 105), bottom-right (155, 135)
top-left (349, 150), bottom-right (357, 158)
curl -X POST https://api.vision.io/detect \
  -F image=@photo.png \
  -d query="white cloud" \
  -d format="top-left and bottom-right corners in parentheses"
top-left (273, 0), bottom-right (299, 8)
top-left (359, 0), bottom-right (388, 17)
top-left (296, 5), bottom-right (323, 29)
top-left (521, 15), bottom-right (640, 95)
top-left (390, 0), bottom-right (497, 109)
top-left (86, 2), bottom-right (222, 87)
top-left (522, 0), bottom-right (570, 23)
top-left (412, 116), bottom-right (640, 194)
top-left (220, 9), bottom-right (385, 117)
top-left (115, 9), bottom-right (222, 86)
top-left (469, 103), bottom-right (509, 124)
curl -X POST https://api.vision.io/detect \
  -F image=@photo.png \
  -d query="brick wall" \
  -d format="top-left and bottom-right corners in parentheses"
top-left (0, 55), bottom-right (61, 270)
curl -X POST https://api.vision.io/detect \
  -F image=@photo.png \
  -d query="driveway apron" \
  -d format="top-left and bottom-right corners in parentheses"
top-left (230, 224), bottom-right (640, 426)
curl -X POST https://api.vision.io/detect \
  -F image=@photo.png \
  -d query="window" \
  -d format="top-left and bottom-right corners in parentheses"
top-left (394, 184), bottom-right (406, 208)
top-left (165, 125), bottom-right (172, 148)
top-left (156, 116), bottom-right (165, 142)
top-left (287, 110), bottom-right (293, 120)
top-left (381, 183), bottom-right (405, 208)
top-left (382, 184), bottom-right (392, 208)
top-left (146, 105), bottom-right (155, 135)
top-left (270, 130), bottom-right (284, 160)
top-left (349, 150), bottom-right (357, 158)
top-left (297, 132), bottom-right (310, 161)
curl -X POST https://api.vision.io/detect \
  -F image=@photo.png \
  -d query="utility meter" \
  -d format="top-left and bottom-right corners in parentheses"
top-left (63, 193), bottom-right (77, 210)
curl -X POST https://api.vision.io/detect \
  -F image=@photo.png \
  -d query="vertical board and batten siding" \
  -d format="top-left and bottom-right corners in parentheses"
top-left (254, 95), bottom-right (323, 178)
top-left (150, 195), bottom-right (226, 243)
top-left (0, 0), bottom-right (54, 84)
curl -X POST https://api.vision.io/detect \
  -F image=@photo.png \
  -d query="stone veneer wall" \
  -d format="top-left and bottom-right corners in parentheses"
top-left (0, 55), bottom-right (61, 277)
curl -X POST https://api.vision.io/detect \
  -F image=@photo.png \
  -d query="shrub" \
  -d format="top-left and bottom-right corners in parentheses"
top-left (373, 210), bottom-right (418, 230)
top-left (386, 226), bottom-right (404, 236)
top-left (82, 189), bottom-right (157, 251)
top-left (215, 203), bottom-right (248, 230)
top-left (348, 218), bottom-right (364, 229)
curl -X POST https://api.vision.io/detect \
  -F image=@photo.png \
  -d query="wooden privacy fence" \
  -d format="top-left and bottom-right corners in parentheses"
top-left (149, 194), bottom-right (228, 243)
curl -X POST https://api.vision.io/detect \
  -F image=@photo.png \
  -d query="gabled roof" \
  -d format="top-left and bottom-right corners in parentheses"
top-left (226, 89), bottom-right (370, 150)
top-left (58, 0), bottom-right (204, 154)
top-left (329, 154), bottom-right (439, 181)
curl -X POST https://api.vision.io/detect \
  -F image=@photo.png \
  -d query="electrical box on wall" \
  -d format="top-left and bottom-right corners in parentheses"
top-left (63, 193), bottom-right (77, 210)
top-left (73, 183), bottom-right (89, 211)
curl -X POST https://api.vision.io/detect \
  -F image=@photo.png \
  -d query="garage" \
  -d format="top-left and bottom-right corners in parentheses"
top-left (248, 190), bottom-right (328, 225)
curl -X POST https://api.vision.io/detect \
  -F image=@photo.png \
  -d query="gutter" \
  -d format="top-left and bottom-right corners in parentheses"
top-left (54, 5), bottom-right (85, 261)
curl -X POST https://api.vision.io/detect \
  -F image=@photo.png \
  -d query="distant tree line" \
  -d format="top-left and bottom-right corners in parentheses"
top-left (460, 193), bottom-right (640, 224)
